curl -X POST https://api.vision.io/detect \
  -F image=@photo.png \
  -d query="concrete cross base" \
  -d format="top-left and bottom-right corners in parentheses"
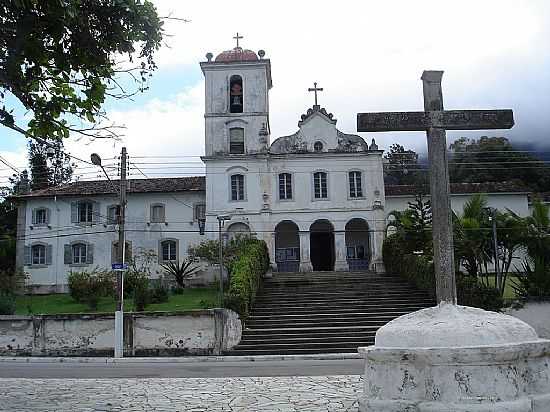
top-left (358, 303), bottom-right (550, 412)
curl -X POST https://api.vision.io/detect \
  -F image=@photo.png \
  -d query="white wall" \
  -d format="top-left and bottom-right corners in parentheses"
top-left (386, 193), bottom-right (530, 218)
top-left (21, 190), bottom-right (211, 292)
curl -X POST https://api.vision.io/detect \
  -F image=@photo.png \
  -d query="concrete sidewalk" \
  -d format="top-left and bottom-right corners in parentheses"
top-left (0, 376), bottom-right (363, 411)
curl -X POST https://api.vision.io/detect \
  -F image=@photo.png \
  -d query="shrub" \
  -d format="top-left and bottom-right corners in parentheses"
top-left (456, 275), bottom-right (503, 312)
top-left (383, 234), bottom-right (503, 311)
top-left (0, 291), bottom-right (16, 315)
top-left (132, 274), bottom-right (150, 311)
top-left (226, 238), bottom-right (269, 318)
top-left (171, 286), bottom-right (184, 295)
top-left (511, 259), bottom-right (550, 301)
top-left (149, 283), bottom-right (169, 304)
top-left (67, 269), bottom-right (114, 310)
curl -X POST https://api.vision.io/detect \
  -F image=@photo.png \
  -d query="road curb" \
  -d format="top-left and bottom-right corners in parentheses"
top-left (0, 353), bottom-right (362, 364)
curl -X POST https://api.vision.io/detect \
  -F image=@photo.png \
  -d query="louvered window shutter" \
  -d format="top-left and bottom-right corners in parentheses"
top-left (24, 246), bottom-right (31, 265)
top-left (46, 245), bottom-right (53, 265)
top-left (31, 209), bottom-right (37, 225)
top-left (45, 208), bottom-right (51, 224)
top-left (91, 201), bottom-right (99, 223)
top-left (86, 243), bottom-right (94, 264)
top-left (64, 245), bottom-right (72, 264)
top-left (71, 202), bottom-right (78, 223)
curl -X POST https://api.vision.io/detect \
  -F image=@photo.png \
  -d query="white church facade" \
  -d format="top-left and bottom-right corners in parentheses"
top-left (13, 43), bottom-right (531, 293)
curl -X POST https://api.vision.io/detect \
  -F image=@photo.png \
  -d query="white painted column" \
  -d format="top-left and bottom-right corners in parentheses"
top-left (334, 230), bottom-right (348, 271)
top-left (370, 210), bottom-right (386, 273)
top-left (299, 231), bottom-right (312, 272)
top-left (269, 232), bottom-right (277, 272)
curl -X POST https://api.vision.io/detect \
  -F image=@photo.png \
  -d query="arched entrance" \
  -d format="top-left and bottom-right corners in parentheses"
top-left (226, 222), bottom-right (250, 241)
top-left (310, 220), bottom-right (335, 271)
top-left (345, 218), bottom-right (371, 271)
top-left (275, 220), bottom-right (300, 272)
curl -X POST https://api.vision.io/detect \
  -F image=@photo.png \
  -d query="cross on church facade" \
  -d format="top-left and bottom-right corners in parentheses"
top-left (233, 32), bottom-right (243, 48)
top-left (357, 71), bottom-right (514, 304)
top-left (308, 82), bottom-right (323, 106)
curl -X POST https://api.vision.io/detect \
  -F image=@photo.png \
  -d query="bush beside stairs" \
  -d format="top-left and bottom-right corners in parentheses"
top-left (227, 271), bottom-right (436, 355)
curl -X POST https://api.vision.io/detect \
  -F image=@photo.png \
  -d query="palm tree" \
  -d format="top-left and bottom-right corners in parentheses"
top-left (524, 199), bottom-right (550, 268)
top-left (453, 194), bottom-right (493, 280)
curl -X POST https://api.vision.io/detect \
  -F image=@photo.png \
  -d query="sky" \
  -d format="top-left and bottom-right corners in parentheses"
top-left (1, 0), bottom-right (549, 183)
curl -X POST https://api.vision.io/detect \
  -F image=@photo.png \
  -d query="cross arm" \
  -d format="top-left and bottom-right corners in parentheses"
top-left (357, 109), bottom-right (514, 132)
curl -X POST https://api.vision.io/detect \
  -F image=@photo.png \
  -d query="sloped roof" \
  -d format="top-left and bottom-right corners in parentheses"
top-left (13, 177), bottom-right (206, 199)
top-left (385, 181), bottom-right (530, 196)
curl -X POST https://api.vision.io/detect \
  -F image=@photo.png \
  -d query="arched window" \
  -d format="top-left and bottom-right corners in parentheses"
top-left (229, 127), bottom-right (245, 154)
top-left (230, 174), bottom-right (245, 201)
top-left (313, 172), bottom-right (328, 199)
top-left (314, 141), bottom-right (323, 152)
top-left (72, 243), bottom-right (88, 264)
top-left (229, 75), bottom-right (243, 113)
top-left (160, 239), bottom-right (178, 262)
top-left (31, 244), bottom-right (46, 265)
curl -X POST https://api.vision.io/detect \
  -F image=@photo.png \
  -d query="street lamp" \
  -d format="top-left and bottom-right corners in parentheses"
top-left (217, 215), bottom-right (231, 307)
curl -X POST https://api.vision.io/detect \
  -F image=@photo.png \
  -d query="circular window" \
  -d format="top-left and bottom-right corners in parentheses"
top-left (313, 141), bottom-right (323, 152)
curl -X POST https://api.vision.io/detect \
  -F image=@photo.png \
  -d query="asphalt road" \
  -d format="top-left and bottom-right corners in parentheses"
top-left (0, 358), bottom-right (363, 379)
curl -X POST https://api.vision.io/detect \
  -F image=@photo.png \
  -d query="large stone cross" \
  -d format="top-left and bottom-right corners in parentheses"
top-left (357, 71), bottom-right (514, 304)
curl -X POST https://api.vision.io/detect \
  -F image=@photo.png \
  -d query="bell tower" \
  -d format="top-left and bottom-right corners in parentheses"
top-left (200, 35), bottom-right (272, 156)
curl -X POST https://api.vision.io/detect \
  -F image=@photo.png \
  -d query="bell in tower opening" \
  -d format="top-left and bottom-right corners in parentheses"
top-left (229, 75), bottom-right (243, 113)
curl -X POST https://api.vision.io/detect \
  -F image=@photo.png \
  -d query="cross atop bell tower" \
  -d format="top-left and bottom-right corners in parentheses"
top-left (308, 82), bottom-right (323, 106)
top-left (233, 32), bottom-right (243, 48)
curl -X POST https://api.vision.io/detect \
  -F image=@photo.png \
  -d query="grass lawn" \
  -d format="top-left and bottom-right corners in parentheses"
top-left (15, 287), bottom-right (218, 315)
top-left (483, 274), bottom-right (519, 300)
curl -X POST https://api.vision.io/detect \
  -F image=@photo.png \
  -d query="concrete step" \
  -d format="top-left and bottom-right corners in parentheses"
top-left (231, 340), bottom-right (374, 351)
top-left (226, 347), bottom-right (364, 355)
top-left (252, 301), bottom-right (434, 315)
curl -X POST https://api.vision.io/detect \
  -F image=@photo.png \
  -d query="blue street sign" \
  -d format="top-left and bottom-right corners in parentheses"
top-left (112, 263), bottom-right (128, 271)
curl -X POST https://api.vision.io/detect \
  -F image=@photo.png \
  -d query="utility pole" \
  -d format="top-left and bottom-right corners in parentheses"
top-left (115, 147), bottom-right (127, 358)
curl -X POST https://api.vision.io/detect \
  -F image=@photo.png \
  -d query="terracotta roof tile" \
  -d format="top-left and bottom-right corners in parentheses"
top-left (13, 177), bottom-right (205, 199)
top-left (385, 181), bottom-right (530, 196)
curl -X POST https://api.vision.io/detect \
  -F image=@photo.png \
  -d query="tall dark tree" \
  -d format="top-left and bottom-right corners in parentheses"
top-left (28, 139), bottom-right (73, 190)
top-left (384, 144), bottom-right (425, 185)
top-left (0, 0), bottom-right (164, 141)
top-left (449, 136), bottom-right (550, 192)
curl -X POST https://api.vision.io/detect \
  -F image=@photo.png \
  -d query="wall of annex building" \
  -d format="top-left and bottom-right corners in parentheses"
top-left (20, 191), bottom-right (210, 292)
top-left (385, 193), bottom-right (530, 218)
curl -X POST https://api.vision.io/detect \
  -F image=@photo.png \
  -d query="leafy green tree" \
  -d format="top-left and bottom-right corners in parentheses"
top-left (387, 193), bottom-right (432, 255)
top-left (28, 139), bottom-right (73, 190)
top-left (384, 144), bottom-right (425, 185)
top-left (0, 0), bottom-right (164, 140)
top-left (449, 136), bottom-right (550, 192)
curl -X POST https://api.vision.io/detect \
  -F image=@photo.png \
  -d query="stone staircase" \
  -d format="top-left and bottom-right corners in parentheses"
top-left (228, 271), bottom-right (436, 355)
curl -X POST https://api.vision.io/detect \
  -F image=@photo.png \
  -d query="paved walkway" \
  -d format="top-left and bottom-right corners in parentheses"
top-left (0, 375), bottom-right (362, 411)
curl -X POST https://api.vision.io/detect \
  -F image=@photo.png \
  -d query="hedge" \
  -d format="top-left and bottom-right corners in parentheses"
top-left (225, 238), bottom-right (270, 318)
top-left (383, 234), bottom-right (503, 311)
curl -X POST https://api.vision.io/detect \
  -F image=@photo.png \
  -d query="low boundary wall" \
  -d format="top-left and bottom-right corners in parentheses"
top-left (0, 309), bottom-right (241, 357)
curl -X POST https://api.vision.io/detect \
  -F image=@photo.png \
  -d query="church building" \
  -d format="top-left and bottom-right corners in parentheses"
top-left (13, 40), bottom-right (530, 293)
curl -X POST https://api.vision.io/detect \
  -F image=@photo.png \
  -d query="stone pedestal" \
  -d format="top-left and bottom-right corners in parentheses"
top-left (334, 231), bottom-right (348, 271)
top-left (359, 304), bottom-right (550, 412)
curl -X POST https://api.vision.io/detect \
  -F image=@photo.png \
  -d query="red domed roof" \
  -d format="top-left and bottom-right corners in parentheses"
top-left (215, 47), bottom-right (258, 62)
